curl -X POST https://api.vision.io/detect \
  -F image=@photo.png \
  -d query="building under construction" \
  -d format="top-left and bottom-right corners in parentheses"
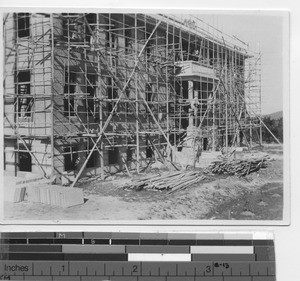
top-left (3, 13), bottom-right (262, 184)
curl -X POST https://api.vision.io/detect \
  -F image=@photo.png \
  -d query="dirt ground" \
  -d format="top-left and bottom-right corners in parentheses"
top-left (4, 144), bottom-right (284, 221)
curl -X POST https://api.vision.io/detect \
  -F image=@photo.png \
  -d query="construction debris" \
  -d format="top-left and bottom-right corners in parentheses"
top-left (205, 155), bottom-right (271, 177)
top-left (122, 170), bottom-right (206, 193)
top-left (6, 186), bottom-right (26, 203)
top-left (5, 174), bottom-right (85, 207)
top-left (26, 185), bottom-right (84, 208)
top-left (4, 174), bottom-right (51, 203)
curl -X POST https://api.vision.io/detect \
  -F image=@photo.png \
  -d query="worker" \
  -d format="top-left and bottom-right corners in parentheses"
top-left (158, 112), bottom-right (163, 121)
top-left (193, 49), bottom-right (200, 61)
top-left (20, 104), bottom-right (28, 118)
top-left (190, 96), bottom-right (199, 114)
top-left (90, 34), bottom-right (95, 51)
top-left (190, 96), bottom-right (199, 126)
top-left (194, 137), bottom-right (202, 167)
top-left (71, 23), bottom-right (84, 42)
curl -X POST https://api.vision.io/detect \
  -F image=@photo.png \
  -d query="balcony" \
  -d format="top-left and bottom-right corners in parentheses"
top-left (176, 60), bottom-right (218, 80)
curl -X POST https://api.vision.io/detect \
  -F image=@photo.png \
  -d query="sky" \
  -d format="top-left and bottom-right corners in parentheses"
top-left (185, 12), bottom-right (288, 115)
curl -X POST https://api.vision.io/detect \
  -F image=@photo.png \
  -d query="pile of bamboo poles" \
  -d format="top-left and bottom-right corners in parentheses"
top-left (122, 170), bottom-right (206, 193)
top-left (205, 155), bottom-right (270, 177)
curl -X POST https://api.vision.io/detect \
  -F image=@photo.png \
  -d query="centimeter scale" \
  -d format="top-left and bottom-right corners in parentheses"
top-left (0, 232), bottom-right (276, 281)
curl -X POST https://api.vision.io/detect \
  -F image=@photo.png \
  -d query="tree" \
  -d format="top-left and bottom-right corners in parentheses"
top-left (261, 116), bottom-right (283, 143)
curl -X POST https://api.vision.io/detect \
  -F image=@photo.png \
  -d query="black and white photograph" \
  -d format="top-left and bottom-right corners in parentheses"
top-left (1, 10), bottom-right (289, 222)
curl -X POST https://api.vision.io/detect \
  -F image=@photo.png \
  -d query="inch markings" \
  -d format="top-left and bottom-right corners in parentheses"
top-left (0, 232), bottom-right (276, 281)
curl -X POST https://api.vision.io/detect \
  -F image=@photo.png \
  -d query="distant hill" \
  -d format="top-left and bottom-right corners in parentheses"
top-left (265, 110), bottom-right (283, 120)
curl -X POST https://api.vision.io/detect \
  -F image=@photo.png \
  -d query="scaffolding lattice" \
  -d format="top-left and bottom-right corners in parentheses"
top-left (3, 12), bottom-right (262, 182)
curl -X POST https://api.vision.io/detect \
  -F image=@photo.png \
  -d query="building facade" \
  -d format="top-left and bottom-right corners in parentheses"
top-left (3, 13), bottom-right (261, 182)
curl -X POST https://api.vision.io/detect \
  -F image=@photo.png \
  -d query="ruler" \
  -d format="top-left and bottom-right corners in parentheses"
top-left (0, 232), bottom-right (276, 281)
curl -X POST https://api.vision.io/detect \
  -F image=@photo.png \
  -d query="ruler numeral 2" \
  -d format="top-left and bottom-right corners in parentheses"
top-left (132, 265), bottom-right (138, 273)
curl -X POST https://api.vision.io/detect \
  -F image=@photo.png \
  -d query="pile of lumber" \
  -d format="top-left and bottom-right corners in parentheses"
top-left (26, 185), bottom-right (84, 208)
top-left (205, 155), bottom-right (270, 177)
top-left (122, 170), bottom-right (206, 193)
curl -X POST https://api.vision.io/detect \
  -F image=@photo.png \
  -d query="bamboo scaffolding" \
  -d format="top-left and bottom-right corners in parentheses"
top-left (3, 12), bottom-right (265, 182)
top-left (5, 114), bottom-right (48, 178)
top-left (70, 17), bottom-right (163, 187)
